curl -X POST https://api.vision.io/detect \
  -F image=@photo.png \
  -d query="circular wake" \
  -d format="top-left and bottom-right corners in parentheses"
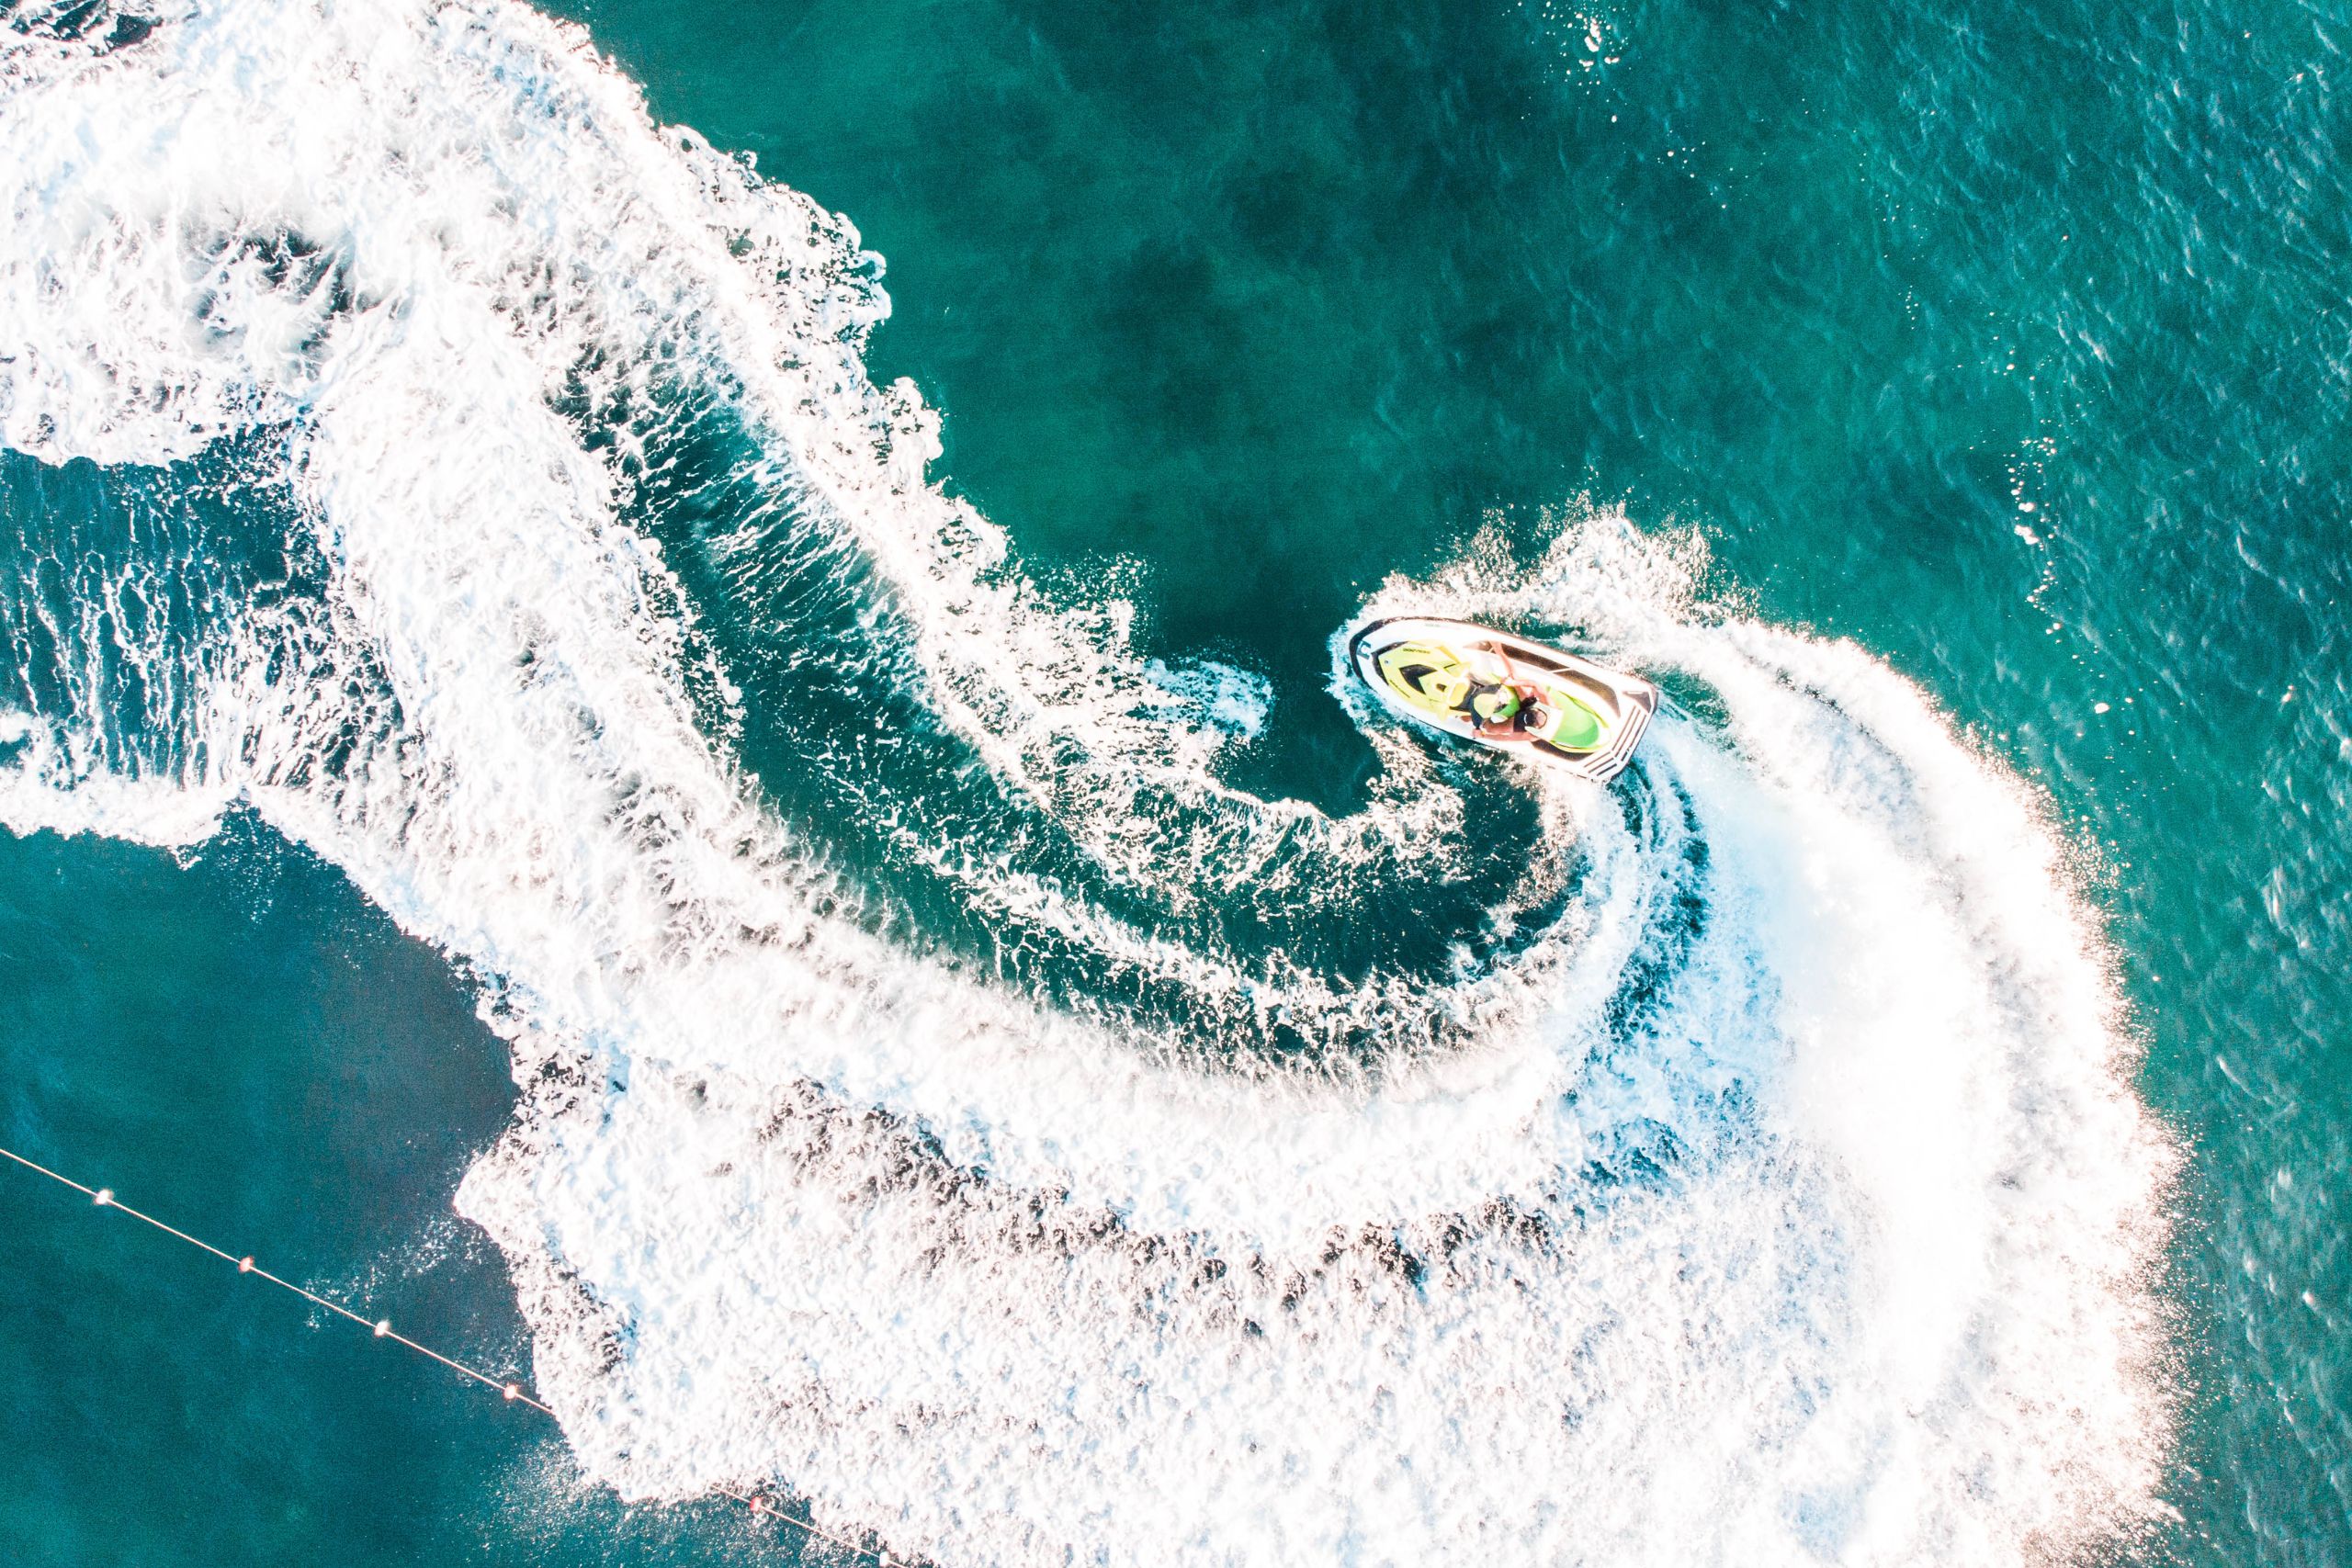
top-left (0, 4), bottom-right (2175, 1564)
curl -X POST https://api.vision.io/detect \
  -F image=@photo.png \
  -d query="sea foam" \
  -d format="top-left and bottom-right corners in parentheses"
top-left (0, 4), bottom-right (2174, 1564)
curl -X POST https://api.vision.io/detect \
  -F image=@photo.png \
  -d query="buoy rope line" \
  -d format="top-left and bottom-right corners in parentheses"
top-left (0, 1142), bottom-right (899, 1567)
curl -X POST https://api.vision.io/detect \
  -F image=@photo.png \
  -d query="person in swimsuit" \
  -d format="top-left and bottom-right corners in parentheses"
top-left (1464, 680), bottom-right (1548, 738)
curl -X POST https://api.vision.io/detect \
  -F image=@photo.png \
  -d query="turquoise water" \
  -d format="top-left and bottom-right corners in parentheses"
top-left (1, 0), bottom-right (2346, 1562)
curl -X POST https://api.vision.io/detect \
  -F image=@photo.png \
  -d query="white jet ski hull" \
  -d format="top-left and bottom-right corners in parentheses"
top-left (1347, 615), bottom-right (1659, 784)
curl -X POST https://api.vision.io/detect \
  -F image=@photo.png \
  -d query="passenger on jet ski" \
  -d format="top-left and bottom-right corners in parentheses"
top-left (1464, 680), bottom-right (1548, 738)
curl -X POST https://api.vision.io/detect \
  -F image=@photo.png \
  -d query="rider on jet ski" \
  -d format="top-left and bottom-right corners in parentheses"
top-left (1465, 679), bottom-right (1549, 738)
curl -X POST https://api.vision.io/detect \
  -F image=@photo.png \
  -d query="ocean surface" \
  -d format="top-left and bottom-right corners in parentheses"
top-left (0, 0), bottom-right (2345, 1563)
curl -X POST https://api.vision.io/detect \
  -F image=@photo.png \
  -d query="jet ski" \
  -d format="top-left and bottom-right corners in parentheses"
top-left (1347, 615), bottom-right (1658, 783)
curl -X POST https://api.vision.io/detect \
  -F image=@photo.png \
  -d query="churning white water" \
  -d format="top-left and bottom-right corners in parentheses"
top-left (0, 4), bottom-right (2174, 1564)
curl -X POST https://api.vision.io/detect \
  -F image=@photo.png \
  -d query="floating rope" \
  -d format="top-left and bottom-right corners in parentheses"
top-left (0, 1141), bottom-right (899, 1566)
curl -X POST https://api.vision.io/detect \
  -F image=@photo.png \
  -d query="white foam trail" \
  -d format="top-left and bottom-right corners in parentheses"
top-left (0, 5), bottom-right (2174, 1564)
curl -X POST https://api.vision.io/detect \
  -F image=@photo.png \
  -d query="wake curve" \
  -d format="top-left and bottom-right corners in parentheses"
top-left (0, 5), bottom-right (2173, 1563)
